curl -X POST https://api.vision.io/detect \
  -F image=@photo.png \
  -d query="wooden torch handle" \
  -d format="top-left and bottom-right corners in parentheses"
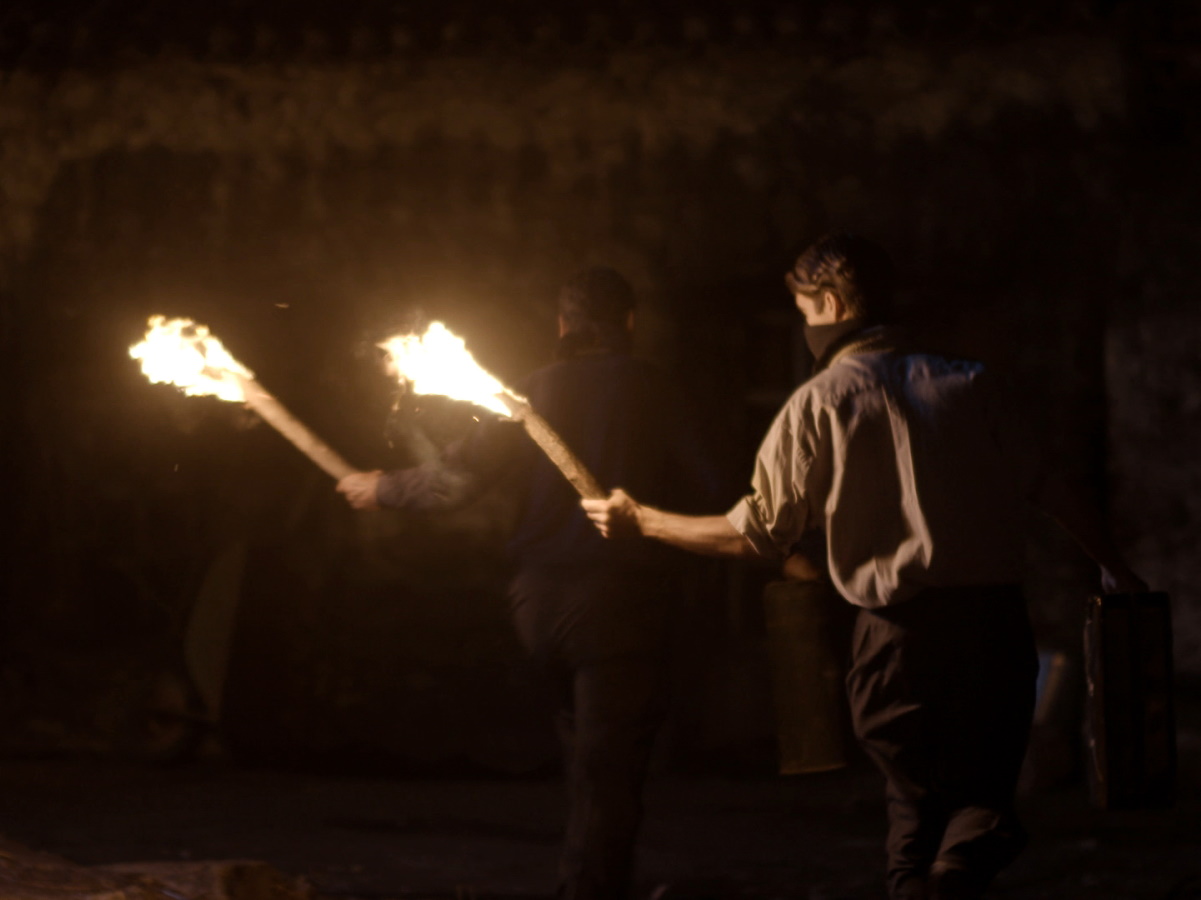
top-left (235, 376), bottom-right (357, 481)
top-left (498, 394), bottom-right (606, 500)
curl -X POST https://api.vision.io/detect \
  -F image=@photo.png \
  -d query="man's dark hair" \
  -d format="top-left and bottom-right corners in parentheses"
top-left (786, 233), bottom-right (895, 321)
top-left (557, 266), bottom-right (635, 357)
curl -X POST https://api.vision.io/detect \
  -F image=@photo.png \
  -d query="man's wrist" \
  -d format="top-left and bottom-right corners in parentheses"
top-left (633, 502), bottom-right (654, 539)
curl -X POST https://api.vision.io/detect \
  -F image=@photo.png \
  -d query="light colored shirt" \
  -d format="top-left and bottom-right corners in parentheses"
top-left (727, 345), bottom-right (1037, 608)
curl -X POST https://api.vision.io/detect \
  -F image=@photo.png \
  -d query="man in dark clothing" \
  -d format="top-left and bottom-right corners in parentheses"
top-left (338, 267), bottom-right (719, 900)
top-left (583, 235), bottom-right (1147, 899)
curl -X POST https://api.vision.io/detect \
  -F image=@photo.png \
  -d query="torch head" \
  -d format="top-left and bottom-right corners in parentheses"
top-left (378, 321), bottom-right (519, 418)
top-left (130, 316), bottom-right (252, 402)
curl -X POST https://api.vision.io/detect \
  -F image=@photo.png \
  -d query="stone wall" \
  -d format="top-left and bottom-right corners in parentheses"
top-left (1108, 161), bottom-right (1201, 678)
top-left (1, 0), bottom-right (1197, 764)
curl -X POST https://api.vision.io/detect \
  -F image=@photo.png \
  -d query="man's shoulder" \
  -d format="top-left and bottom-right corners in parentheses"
top-left (778, 373), bottom-right (840, 422)
top-left (801, 348), bottom-right (988, 406)
top-left (902, 354), bottom-right (1000, 405)
top-left (839, 346), bottom-right (987, 382)
top-left (804, 352), bottom-right (889, 398)
top-left (521, 353), bottom-right (677, 403)
top-left (525, 351), bottom-right (662, 379)
top-left (898, 350), bottom-right (987, 376)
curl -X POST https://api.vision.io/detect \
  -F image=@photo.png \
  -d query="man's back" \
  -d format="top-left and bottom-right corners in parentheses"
top-left (510, 352), bottom-right (715, 569)
top-left (737, 348), bottom-right (1035, 607)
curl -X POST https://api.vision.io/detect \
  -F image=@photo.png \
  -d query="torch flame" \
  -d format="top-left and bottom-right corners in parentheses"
top-left (379, 321), bottom-right (520, 417)
top-left (129, 315), bottom-right (252, 403)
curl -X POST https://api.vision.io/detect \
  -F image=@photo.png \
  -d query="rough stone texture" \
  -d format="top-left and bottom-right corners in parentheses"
top-left (0, 36), bottom-right (1127, 261)
top-left (0, 836), bottom-right (312, 900)
top-left (1108, 171), bottom-right (1201, 678)
top-left (0, 751), bottom-right (1199, 900)
top-left (0, 0), bottom-right (1198, 763)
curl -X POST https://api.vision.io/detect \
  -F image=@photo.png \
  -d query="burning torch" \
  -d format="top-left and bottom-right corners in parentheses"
top-left (130, 316), bottom-right (356, 480)
top-left (379, 322), bottom-right (605, 500)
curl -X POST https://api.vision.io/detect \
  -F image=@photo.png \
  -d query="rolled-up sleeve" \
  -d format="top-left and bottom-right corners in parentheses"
top-left (725, 399), bottom-right (813, 559)
top-left (726, 492), bottom-right (780, 558)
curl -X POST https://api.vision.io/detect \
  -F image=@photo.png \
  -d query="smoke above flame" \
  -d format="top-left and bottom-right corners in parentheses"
top-left (129, 315), bottom-right (252, 403)
top-left (379, 321), bottom-right (521, 418)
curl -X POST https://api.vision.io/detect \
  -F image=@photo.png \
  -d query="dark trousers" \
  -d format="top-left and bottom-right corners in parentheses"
top-left (845, 585), bottom-right (1038, 900)
top-left (509, 565), bottom-right (670, 900)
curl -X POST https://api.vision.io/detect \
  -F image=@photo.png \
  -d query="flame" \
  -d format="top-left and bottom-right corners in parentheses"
top-left (379, 321), bottom-right (520, 417)
top-left (129, 316), bottom-right (252, 403)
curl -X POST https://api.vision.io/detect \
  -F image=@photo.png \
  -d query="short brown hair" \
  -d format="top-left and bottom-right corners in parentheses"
top-left (556, 266), bottom-right (634, 357)
top-left (786, 233), bottom-right (895, 320)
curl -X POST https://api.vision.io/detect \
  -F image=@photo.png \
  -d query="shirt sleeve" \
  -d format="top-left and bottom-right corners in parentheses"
top-left (376, 460), bottom-right (472, 511)
top-left (375, 415), bottom-right (525, 511)
top-left (725, 397), bottom-right (814, 559)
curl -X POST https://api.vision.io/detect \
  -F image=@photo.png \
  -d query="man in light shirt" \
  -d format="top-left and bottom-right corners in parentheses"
top-left (583, 234), bottom-right (1146, 900)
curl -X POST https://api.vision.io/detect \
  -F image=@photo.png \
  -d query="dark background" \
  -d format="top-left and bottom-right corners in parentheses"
top-left (0, 0), bottom-right (1197, 783)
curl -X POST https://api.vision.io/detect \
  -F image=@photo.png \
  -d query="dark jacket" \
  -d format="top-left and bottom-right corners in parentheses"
top-left (378, 350), bottom-right (720, 570)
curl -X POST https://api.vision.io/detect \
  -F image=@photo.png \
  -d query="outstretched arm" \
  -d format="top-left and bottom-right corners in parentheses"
top-left (582, 488), bottom-right (762, 561)
top-left (337, 416), bottom-right (522, 513)
top-left (337, 461), bottom-right (477, 513)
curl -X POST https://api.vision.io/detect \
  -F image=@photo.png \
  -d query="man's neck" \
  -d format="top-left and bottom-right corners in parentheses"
top-left (805, 317), bottom-right (870, 366)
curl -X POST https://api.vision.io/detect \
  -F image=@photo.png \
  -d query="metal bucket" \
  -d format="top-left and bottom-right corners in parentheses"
top-left (762, 579), bottom-right (850, 774)
top-left (1084, 591), bottom-right (1176, 809)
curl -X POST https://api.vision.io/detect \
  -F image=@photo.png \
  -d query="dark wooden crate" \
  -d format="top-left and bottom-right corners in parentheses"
top-left (1083, 592), bottom-right (1176, 809)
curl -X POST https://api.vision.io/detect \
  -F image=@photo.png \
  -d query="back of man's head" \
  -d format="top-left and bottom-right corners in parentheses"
top-left (787, 233), bottom-right (895, 321)
top-left (557, 266), bottom-right (635, 357)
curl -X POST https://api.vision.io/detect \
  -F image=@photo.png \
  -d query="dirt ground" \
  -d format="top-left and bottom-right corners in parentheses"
top-left (0, 696), bottom-right (1198, 900)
